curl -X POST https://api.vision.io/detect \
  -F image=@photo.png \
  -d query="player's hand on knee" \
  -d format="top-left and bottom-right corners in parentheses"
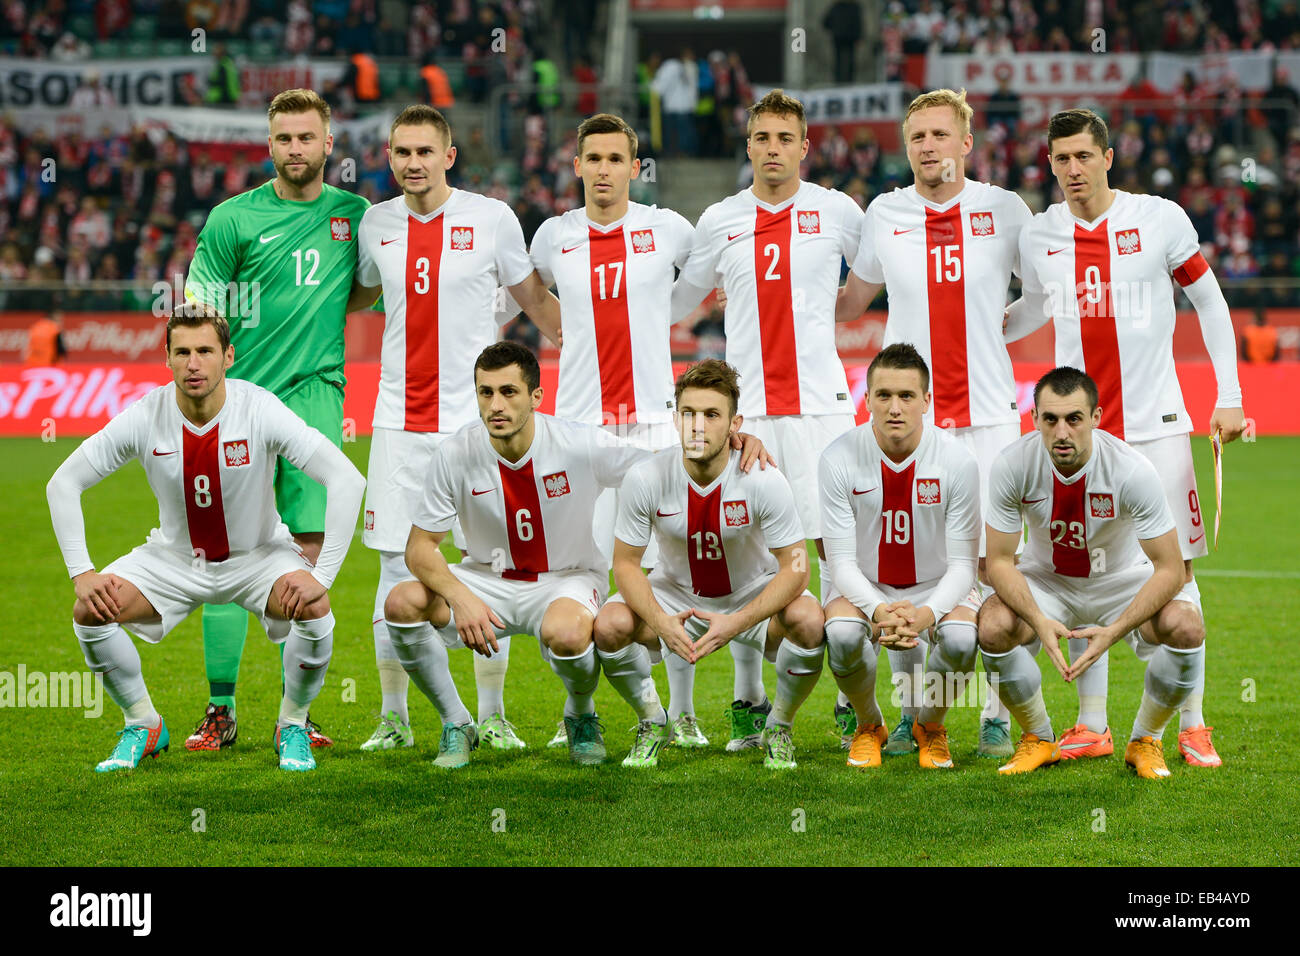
top-left (656, 609), bottom-right (697, 663)
top-left (452, 595), bottom-right (502, 656)
top-left (1065, 624), bottom-right (1117, 682)
top-left (1037, 619), bottom-right (1073, 680)
top-left (278, 570), bottom-right (327, 620)
top-left (74, 571), bottom-right (120, 622)
top-left (1210, 406), bottom-right (1246, 443)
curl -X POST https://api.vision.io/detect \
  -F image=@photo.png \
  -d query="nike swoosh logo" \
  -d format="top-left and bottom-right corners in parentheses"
top-left (726, 232), bottom-right (749, 242)
top-left (852, 487), bottom-right (876, 496)
top-left (152, 448), bottom-right (177, 456)
top-left (259, 233), bottom-right (283, 244)
top-left (1060, 740), bottom-right (1096, 752)
top-left (893, 228), bottom-right (915, 235)
top-left (1189, 533), bottom-right (1205, 545)
top-left (561, 244), bottom-right (584, 254)
top-left (380, 237), bottom-right (400, 246)
top-left (471, 488), bottom-right (494, 496)
top-left (786, 669), bottom-right (819, 676)
top-left (298, 662), bottom-right (327, 670)
top-left (1020, 496), bottom-right (1046, 504)
top-left (656, 509), bottom-right (681, 517)
top-left (1047, 248), bottom-right (1067, 256)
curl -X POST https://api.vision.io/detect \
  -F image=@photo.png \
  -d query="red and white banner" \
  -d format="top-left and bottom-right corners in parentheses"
top-left (3, 360), bottom-right (1295, 436)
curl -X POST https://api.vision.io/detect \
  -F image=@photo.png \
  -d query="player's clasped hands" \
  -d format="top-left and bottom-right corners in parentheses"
top-left (1065, 624), bottom-right (1121, 682)
top-left (655, 608), bottom-right (698, 663)
top-left (73, 570), bottom-right (122, 623)
top-left (452, 592), bottom-right (505, 657)
top-left (874, 601), bottom-right (919, 649)
top-left (1035, 617), bottom-right (1075, 681)
top-left (878, 600), bottom-right (935, 648)
top-left (690, 608), bottom-right (741, 661)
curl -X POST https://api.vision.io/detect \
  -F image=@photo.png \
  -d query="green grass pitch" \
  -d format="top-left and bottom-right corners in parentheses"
top-left (3, 433), bottom-right (1298, 866)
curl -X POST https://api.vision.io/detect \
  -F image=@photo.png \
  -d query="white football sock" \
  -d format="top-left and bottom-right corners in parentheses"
top-left (771, 640), bottom-right (823, 727)
top-left (1069, 636), bottom-right (1109, 732)
top-left (1177, 644), bottom-right (1207, 730)
top-left (279, 612), bottom-right (334, 727)
top-left (386, 621), bottom-right (472, 726)
top-left (373, 621), bottom-right (410, 722)
top-left (474, 634), bottom-right (511, 722)
top-left (824, 617), bottom-right (882, 726)
top-left (75, 621), bottom-right (153, 724)
top-left (549, 643), bottom-right (599, 717)
top-left (664, 650), bottom-right (695, 719)
top-left (888, 639), bottom-right (928, 718)
top-left (918, 620), bottom-right (978, 726)
top-left (729, 639), bottom-right (766, 705)
top-left (981, 645), bottom-right (1053, 741)
top-left (598, 642), bottom-right (665, 723)
top-left (1132, 643), bottom-right (1203, 741)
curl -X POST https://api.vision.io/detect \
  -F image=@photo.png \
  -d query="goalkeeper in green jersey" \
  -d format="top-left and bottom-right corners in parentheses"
top-left (182, 89), bottom-right (376, 751)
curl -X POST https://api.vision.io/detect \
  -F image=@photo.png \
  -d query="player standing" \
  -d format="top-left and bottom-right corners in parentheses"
top-left (594, 360), bottom-right (825, 770)
top-left (819, 344), bottom-right (980, 770)
top-left (672, 89), bottom-right (862, 751)
top-left (350, 105), bottom-right (562, 754)
top-left (529, 112), bottom-right (708, 749)
top-left (834, 88), bottom-right (1026, 759)
top-left (1011, 108), bottom-right (1244, 767)
top-left (183, 89), bottom-right (371, 750)
top-left (46, 304), bottom-right (365, 772)
top-left (978, 367), bottom-right (1205, 779)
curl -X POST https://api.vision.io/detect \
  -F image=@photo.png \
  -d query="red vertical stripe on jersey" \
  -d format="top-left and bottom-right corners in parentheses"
top-left (498, 460), bottom-right (548, 580)
top-left (1073, 223), bottom-right (1124, 440)
top-left (877, 461), bottom-right (916, 587)
top-left (404, 214), bottom-right (444, 432)
top-left (1050, 475), bottom-right (1091, 578)
top-left (925, 205), bottom-right (970, 428)
top-left (182, 426), bottom-right (230, 563)
top-left (753, 207), bottom-right (800, 415)
top-left (588, 226), bottom-right (637, 424)
top-left (687, 485), bottom-right (732, 598)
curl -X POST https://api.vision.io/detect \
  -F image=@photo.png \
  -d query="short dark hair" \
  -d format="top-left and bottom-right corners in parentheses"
top-left (474, 341), bottom-right (540, 393)
top-left (747, 88), bottom-right (807, 139)
top-left (167, 300), bottom-right (230, 351)
top-left (390, 104), bottom-right (452, 148)
top-left (675, 359), bottom-right (741, 419)
top-left (576, 113), bottom-right (638, 160)
top-left (1034, 366), bottom-right (1099, 411)
top-left (1047, 108), bottom-right (1109, 153)
top-left (867, 343), bottom-right (930, 393)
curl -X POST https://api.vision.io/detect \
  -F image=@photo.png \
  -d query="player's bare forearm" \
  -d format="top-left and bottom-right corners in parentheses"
top-left (729, 545), bottom-right (809, 635)
top-left (834, 275), bottom-right (882, 324)
top-left (508, 272), bottom-right (562, 347)
top-left (403, 526), bottom-right (461, 604)
top-left (1105, 531), bottom-right (1185, 639)
top-left (346, 281), bottom-right (381, 314)
top-left (985, 529), bottom-right (1048, 633)
top-left (612, 547), bottom-right (665, 630)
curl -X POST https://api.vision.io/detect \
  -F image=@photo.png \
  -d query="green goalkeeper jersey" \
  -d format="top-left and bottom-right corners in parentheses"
top-left (185, 180), bottom-right (370, 398)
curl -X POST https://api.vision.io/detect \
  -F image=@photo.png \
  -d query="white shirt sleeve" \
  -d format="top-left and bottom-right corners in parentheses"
top-left (412, 441), bottom-right (459, 533)
top-left (295, 440), bottom-right (366, 588)
top-left (678, 205), bottom-right (721, 290)
top-left (588, 425), bottom-right (656, 489)
top-left (919, 535), bottom-right (978, 620)
top-left (755, 467), bottom-right (806, 550)
top-left (530, 216), bottom-right (558, 287)
top-left (47, 446), bottom-right (111, 578)
top-left (1123, 455), bottom-right (1178, 541)
top-left (1161, 198), bottom-right (1205, 277)
top-left (817, 441), bottom-right (857, 541)
top-left (817, 443), bottom-right (885, 619)
top-left (824, 533), bottom-right (889, 622)
top-left (836, 189), bottom-right (864, 267)
top-left (494, 205), bottom-right (536, 288)
top-left (985, 446), bottom-right (1025, 535)
top-left (1006, 193), bottom-right (1033, 279)
top-left (666, 209), bottom-right (696, 270)
top-left (946, 451), bottom-right (982, 542)
top-left (258, 391), bottom-right (327, 470)
top-left (849, 199), bottom-right (884, 284)
top-left (356, 208), bottom-right (382, 287)
top-left (612, 460), bottom-right (655, 548)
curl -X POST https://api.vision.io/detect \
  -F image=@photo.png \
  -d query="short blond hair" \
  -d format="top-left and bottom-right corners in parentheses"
top-left (747, 89), bottom-right (807, 140)
top-left (268, 88), bottom-right (331, 131)
top-left (903, 88), bottom-right (973, 139)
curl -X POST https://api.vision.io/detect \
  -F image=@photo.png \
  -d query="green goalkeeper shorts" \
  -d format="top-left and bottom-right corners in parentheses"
top-left (275, 376), bottom-right (345, 535)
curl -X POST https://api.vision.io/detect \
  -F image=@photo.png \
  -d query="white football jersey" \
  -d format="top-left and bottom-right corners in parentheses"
top-left (357, 191), bottom-right (534, 433)
top-left (853, 180), bottom-right (1031, 428)
top-left (1019, 190), bottom-right (1239, 442)
top-left (77, 380), bottom-right (324, 562)
top-left (413, 413), bottom-right (652, 576)
top-left (987, 429), bottom-right (1175, 579)
top-left (819, 424), bottom-right (980, 587)
top-left (532, 203), bottom-right (693, 426)
top-left (679, 181), bottom-right (862, 418)
top-left (616, 449), bottom-right (806, 598)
